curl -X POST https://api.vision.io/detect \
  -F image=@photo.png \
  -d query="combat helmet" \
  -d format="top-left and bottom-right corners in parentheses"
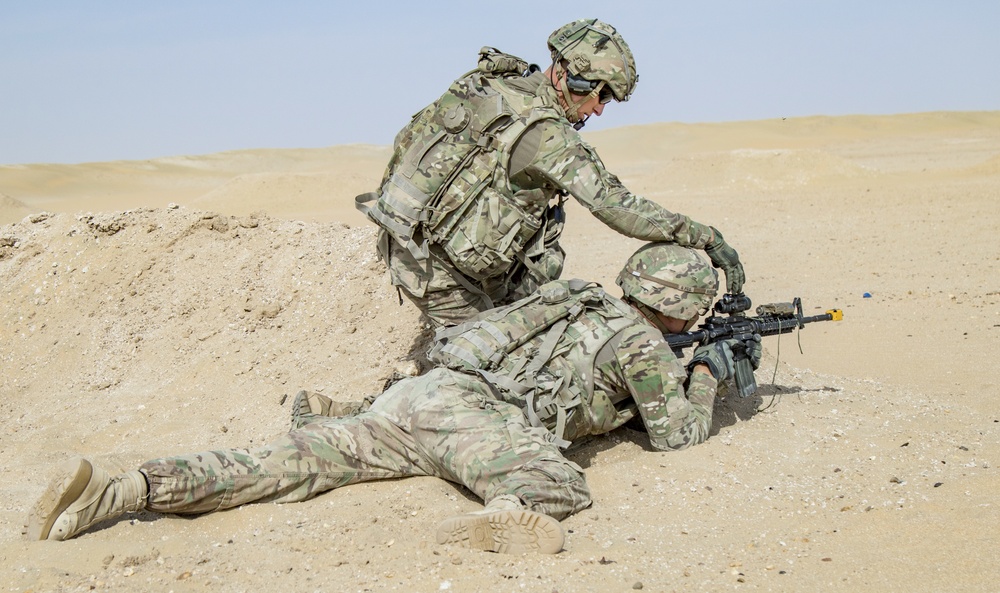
top-left (547, 18), bottom-right (638, 102)
top-left (616, 243), bottom-right (719, 321)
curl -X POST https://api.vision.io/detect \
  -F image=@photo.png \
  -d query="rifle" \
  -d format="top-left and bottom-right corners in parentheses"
top-left (666, 293), bottom-right (843, 398)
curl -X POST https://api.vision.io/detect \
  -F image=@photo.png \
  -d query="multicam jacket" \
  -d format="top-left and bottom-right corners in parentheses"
top-left (428, 280), bottom-right (717, 451)
top-left (358, 48), bottom-right (716, 294)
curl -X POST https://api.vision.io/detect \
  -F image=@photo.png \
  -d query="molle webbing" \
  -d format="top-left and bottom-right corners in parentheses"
top-left (356, 49), bottom-right (561, 283)
top-left (426, 280), bottom-right (643, 447)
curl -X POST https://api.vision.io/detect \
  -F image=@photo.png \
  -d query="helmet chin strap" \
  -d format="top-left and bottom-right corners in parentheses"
top-left (626, 298), bottom-right (672, 334)
top-left (553, 64), bottom-right (602, 129)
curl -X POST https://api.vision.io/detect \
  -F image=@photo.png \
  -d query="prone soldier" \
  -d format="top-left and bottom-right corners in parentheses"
top-left (28, 243), bottom-right (758, 553)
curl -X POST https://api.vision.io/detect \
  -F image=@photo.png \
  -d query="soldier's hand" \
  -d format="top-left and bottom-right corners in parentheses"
top-left (705, 227), bottom-right (745, 294)
top-left (689, 340), bottom-right (738, 382)
top-left (732, 334), bottom-right (763, 370)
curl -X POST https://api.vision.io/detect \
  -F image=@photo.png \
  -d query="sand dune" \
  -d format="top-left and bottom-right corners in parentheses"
top-left (0, 144), bottom-right (390, 226)
top-left (2, 111), bottom-right (998, 592)
top-left (0, 193), bottom-right (31, 222)
top-left (189, 170), bottom-right (379, 224)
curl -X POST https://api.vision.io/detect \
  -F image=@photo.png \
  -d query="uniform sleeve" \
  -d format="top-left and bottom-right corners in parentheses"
top-left (612, 325), bottom-right (717, 451)
top-left (510, 120), bottom-right (715, 249)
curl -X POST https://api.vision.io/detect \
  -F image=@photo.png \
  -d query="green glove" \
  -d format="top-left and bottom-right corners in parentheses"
top-left (734, 334), bottom-right (763, 370)
top-left (705, 227), bottom-right (745, 294)
top-left (689, 340), bottom-right (738, 382)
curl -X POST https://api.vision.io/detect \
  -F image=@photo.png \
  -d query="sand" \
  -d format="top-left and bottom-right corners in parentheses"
top-left (2, 111), bottom-right (998, 592)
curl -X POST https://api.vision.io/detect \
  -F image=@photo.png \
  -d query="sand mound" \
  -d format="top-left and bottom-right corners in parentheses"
top-left (1, 208), bottom-right (424, 460)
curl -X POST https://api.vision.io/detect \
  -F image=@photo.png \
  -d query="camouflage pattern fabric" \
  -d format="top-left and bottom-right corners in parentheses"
top-left (428, 278), bottom-right (719, 449)
top-left (616, 243), bottom-right (719, 321)
top-left (362, 48), bottom-right (561, 285)
top-left (382, 229), bottom-right (564, 327)
top-left (508, 72), bottom-right (714, 249)
top-left (372, 58), bottom-right (718, 328)
top-left (427, 279), bottom-right (638, 446)
top-left (546, 18), bottom-right (637, 102)
top-left (591, 323), bottom-right (717, 450)
top-left (140, 260), bottom-right (719, 519)
top-left (139, 311), bottom-right (716, 518)
top-left (141, 369), bottom-right (591, 520)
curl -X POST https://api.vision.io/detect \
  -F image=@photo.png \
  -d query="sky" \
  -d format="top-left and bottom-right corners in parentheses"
top-left (2, 1), bottom-right (998, 165)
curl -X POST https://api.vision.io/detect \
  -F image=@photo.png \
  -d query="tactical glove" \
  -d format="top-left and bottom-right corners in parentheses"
top-left (705, 227), bottom-right (745, 294)
top-left (727, 335), bottom-right (763, 398)
top-left (689, 340), bottom-right (738, 382)
top-left (734, 334), bottom-right (763, 370)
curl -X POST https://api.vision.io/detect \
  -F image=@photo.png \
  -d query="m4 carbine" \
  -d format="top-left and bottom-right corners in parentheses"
top-left (665, 294), bottom-right (843, 397)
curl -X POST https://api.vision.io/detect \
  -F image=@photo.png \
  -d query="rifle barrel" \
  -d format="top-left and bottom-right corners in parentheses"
top-left (665, 306), bottom-right (842, 350)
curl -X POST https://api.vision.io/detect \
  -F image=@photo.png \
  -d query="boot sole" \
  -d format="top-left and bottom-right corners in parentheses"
top-left (435, 509), bottom-right (564, 554)
top-left (27, 458), bottom-right (93, 541)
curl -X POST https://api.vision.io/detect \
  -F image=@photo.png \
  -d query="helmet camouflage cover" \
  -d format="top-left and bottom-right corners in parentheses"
top-left (616, 243), bottom-right (719, 320)
top-left (547, 18), bottom-right (638, 102)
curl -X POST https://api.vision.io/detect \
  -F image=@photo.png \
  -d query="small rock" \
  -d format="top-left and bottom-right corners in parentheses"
top-left (394, 360), bottom-right (420, 377)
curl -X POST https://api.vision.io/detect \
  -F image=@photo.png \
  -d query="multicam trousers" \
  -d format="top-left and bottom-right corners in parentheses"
top-left (140, 369), bottom-right (591, 520)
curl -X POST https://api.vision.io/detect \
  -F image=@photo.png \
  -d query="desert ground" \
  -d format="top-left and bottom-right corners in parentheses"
top-left (2, 111), bottom-right (998, 592)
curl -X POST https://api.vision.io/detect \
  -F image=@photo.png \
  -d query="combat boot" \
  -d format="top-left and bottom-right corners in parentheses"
top-left (28, 458), bottom-right (147, 541)
top-left (290, 390), bottom-right (371, 430)
top-left (435, 495), bottom-right (564, 554)
top-left (291, 390), bottom-right (334, 429)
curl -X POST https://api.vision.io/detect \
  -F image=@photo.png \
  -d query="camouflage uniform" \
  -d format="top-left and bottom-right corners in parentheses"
top-left (138, 290), bottom-right (716, 521)
top-left (141, 369), bottom-right (587, 519)
top-left (360, 26), bottom-right (720, 328)
top-left (29, 243), bottom-right (726, 548)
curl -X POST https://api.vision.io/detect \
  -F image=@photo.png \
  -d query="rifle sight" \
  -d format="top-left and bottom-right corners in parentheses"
top-left (714, 293), bottom-right (752, 315)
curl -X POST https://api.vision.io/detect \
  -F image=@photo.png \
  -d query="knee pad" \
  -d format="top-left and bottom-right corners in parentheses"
top-left (492, 457), bottom-right (591, 520)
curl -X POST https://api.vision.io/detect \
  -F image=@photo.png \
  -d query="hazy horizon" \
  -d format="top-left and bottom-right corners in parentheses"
top-left (4, 1), bottom-right (998, 166)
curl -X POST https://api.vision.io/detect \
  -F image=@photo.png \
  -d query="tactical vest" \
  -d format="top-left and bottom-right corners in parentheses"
top-left (427, 279), bottom-right (645, 447)
top-left (356, 48), bottom-right (562, 281)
